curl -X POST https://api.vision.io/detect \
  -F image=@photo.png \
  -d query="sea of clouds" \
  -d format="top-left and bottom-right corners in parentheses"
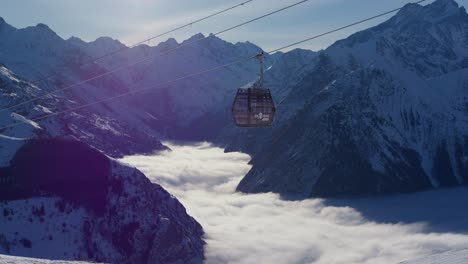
top-left (120, 142), bottom-right (468, 264)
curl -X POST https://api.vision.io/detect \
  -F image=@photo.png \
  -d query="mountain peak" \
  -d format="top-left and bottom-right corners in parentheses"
top-left (67, 36), bottom-right (87, 47)
top-left (0, 16), bottom-right (15, 33)
top-left (180, 33), bottom-right (206, 46)
top-left (394, 0), bottom-right (465, 23)
top-left (156, 37), bottom-right (179, 50)
top-left (93, 36), bottom-right (123, 44)
top-left (165, 37), bottom-right (178, 45)
top-left (36, 23), bottom-right (54, 32)
top-left (187, 33), bottom-right (206, 42)
top-left (432, 0), bottom-right (459, 9)
top-left (90, 36), bottom-right (126, 50)
top-left (397, 2), bottom-right (423, 16)
top-left (68, 36), bottom-right (85, 43)
top-left (428, 0), bottom-right (462, 16)
top-left (25, 22), bottom-right (60, 38)
top-left (235, 41), bottom-right (263, 55)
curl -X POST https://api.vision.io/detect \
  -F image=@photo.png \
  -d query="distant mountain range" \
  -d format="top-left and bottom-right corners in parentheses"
top-left (0, 15), bottom-right (272, 156)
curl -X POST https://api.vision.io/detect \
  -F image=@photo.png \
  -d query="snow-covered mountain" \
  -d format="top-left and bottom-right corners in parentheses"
top-left (0, 9), bottom-right (292, 262)
top-left (236, 0), bottom-right (468, 196)
top-left (66, 33), bottom-right (269, 139)
top-left (0, 63), bottom-right (166, 160)
top-left (0, 17), bottom-right (216, 263)
top-left (0, 18), bottom-right (166, 157)
top-left (1, 12), bottom-right (288, 148)
top-left (0, 139), bottom-right (204, 263)
top-left (0, 70), bottom-right (203, 263)
top-left (1, 15), bottom-right (268, 155)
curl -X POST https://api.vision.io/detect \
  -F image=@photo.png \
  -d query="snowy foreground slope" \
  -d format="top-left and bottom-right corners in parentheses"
top-left (0, 139), bottom-right (204, 263)
top-left (0, 67), bottom-right (205, 262)
top-left (236, 0), bottom-right (468, 197)
top-left (0, 254), bottom-right (97, 263)
top-left (401, 249), bottom-right (468, 264)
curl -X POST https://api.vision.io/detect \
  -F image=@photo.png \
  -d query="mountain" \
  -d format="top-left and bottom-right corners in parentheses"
top-left (0, 12), bottom-right (285, 263)
top-left (0, 15), bottom-right (266, 154)
top-left (0, 139), bottom-right (204, 263)
top-left (0, 18), bottom-right (165, 157)
top-left (0, 14), bottom-right (287, 147)
top-left (68, 36), bottom-right (126, 58)
top-left (235, 0), bottom-right (468, 197)
top-left (0, 18), bottom-right (211, 263)
top-left (66, 33), bottom-right (269, 140)
top-left (0, 63), bottom-right (164, 160)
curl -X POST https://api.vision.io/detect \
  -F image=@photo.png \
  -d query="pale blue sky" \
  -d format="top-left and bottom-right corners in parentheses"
top-left (1, 0), bottom-right (467, 51)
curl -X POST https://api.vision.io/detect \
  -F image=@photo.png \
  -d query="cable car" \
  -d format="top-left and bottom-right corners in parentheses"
top-left (232, 52), bottom-right (276, 127)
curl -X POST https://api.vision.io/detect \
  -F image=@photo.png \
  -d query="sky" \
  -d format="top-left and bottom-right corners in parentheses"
top-left (1, 0), bottom-right (467, 51)
top-left (121, 142), bottom-right (468, 264)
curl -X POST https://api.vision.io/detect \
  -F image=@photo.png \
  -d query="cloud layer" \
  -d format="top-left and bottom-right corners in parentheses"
top-left (120, 142), bottom-right (468, 264)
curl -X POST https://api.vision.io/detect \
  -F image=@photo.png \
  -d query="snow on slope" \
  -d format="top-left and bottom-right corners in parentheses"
top-left (401, 249), bottom-right (468, 264)
top-left (0, 198), bottom-right (90, 259)
top-left (0, 65), bottom-right (63, 165)
top-left (0, 139), bottom-right (204, 264)
top-left (0, 254), bottom-right (97, 264)
top-left (0, 17), bottom-right (165, 157)
top-left (0, 52), bottom-right (164, 158)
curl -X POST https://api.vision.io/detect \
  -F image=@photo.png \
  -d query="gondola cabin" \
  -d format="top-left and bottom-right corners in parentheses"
top-left (232, 87), bottom-right (275, 127)
top-left (231, 52), bottom-right (276, 128)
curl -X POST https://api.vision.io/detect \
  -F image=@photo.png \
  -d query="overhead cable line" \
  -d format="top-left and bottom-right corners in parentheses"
top-left (0, 0), bottom-right (310, 113)
top-left (0, 0), bottom-right (427, 132)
